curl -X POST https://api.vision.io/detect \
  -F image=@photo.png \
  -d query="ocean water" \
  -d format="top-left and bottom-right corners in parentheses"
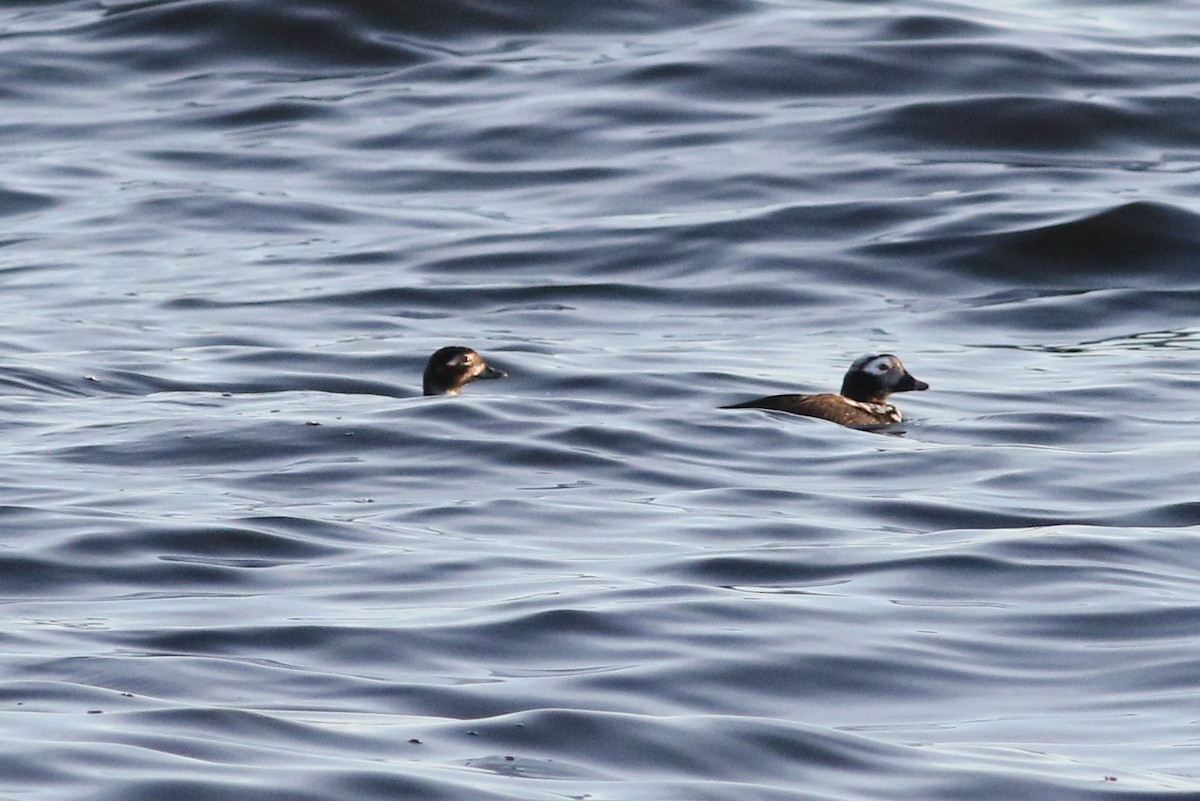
top-left (3, 1), bottom-right (1200, 798)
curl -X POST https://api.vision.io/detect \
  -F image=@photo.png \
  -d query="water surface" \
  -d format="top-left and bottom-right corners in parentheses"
top-left (3, 1), bottom-right (1200, 798)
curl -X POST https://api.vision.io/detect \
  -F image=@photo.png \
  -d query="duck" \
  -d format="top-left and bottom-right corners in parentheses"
top-left (722, 353), bottom-right (928, 428)
top-left (422, 346), bottom-right (506, 396)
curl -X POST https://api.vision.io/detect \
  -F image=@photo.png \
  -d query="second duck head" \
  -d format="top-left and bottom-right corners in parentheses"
top-left (422, 346), bottom-right (506, 396)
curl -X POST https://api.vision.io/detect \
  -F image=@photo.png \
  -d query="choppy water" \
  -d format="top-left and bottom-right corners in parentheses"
top-left (3, 1), bottom-right (1200, 798)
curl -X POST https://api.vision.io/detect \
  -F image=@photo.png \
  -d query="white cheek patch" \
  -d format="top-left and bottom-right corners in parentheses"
top-left (866, 357), bottom-right (892, 374)
top-left (851, 353), bottom-right (881, 372)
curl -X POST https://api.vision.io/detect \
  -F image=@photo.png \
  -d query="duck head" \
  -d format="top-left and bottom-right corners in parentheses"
top-left (422, 346), bottom-right (506, 396)
top-left (840, 353), bottom-right (928, 404)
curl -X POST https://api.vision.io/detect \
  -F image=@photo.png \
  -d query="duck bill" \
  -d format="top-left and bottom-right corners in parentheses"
top-left (895, 372), bottom-right (929, 392)
top-left (477, 365), bottom-right (506, 381)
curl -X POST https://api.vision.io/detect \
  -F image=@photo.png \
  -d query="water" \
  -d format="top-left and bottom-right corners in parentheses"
top-left (3, 1), bottom-right (1200, 798)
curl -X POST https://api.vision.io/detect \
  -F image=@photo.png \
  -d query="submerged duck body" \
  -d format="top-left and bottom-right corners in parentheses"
top-left (423, 346), bottom-right (506, 396)
top-left (723, 353), bottom-right (928, 428)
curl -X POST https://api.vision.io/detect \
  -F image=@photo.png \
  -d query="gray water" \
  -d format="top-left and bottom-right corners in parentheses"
top-left (3, 1), bottom-right (1200, 798)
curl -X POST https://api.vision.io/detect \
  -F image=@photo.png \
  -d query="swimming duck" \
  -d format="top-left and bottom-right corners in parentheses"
top-left (722, 353), bottom-right (928, 428)
top-left (422, 346), bottom-right (506, 396)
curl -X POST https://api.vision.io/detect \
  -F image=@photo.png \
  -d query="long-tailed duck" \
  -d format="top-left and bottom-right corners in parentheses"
top-left (423, 346), bottom-right (506, 396)
top-left (722, 353), bottom-right (928, 428)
